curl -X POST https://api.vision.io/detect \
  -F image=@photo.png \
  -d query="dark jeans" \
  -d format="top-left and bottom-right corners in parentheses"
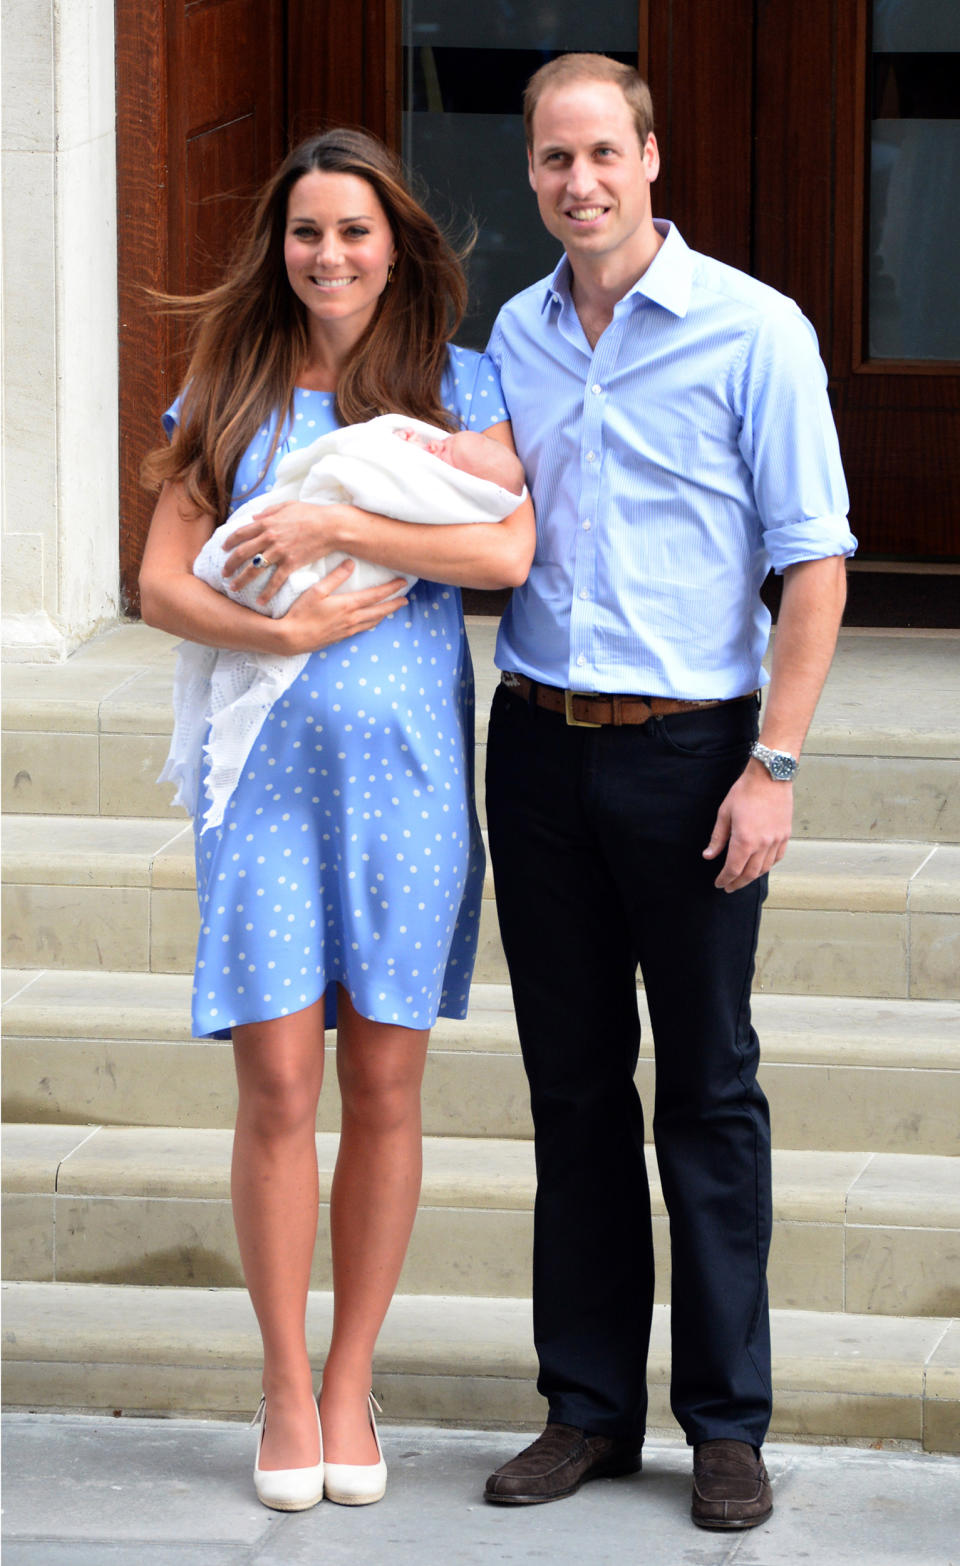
top-left (485, 681), bottom-right (772, 1448)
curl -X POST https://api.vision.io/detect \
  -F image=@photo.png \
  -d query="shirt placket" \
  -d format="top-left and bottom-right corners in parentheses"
top-left (568, 320), bottom-right (624, 689)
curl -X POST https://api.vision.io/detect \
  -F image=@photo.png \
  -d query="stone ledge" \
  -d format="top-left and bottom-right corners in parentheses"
top-left (4, 1125), bottom-right (954, 1227)
top-left (5, 817), bottom-right (958, 912)
top-left (3, 1127), bottom-right (957, 1314)
top-left (2, 1283), bottom-right (956, 1449)
top-left (5, 970), bottom-right (958, 1067)
top-left (4, 975), bottom-right (959, 1153)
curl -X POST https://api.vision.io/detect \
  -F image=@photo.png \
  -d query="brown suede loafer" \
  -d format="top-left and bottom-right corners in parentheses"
top-left (691, 1439), bottom-right (773, 1530)
top-left (484, 1423), bottom-right (642, 1505)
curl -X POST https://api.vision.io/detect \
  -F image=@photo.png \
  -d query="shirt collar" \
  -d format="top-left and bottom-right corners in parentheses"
top-left (539, 220), bottom-right (693, 320)
top-left (540, 254), bottom-right (573, 314)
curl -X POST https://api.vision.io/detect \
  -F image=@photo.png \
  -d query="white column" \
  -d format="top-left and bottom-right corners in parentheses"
top-left (2, 0), bottom-right (119, 661)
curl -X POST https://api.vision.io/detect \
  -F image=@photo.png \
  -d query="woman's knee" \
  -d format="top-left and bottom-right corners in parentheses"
top-left (234, 1046), bottom-right (323, 1137)
top-left (338, 1045), bottom-right (424, 1132)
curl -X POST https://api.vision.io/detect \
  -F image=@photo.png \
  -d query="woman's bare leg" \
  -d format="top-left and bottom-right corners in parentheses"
top-left (319, 987), bottom-right (430, 1464)
top-left (231, 996), bottom-right (326, 1470)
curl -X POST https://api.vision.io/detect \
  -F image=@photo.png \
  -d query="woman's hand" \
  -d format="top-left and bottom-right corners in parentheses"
top-left (276, 560), bottom-right (409, 653)
top-left (224, 502), bottom-right (347, 604)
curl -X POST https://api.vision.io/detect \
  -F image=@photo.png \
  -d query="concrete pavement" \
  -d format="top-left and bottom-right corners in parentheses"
top-left (2, 1414), bottom-right (959, 1565)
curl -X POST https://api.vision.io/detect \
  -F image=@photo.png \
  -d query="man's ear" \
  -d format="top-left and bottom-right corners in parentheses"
top-left (644, 133), bottom-right (660, 184)
top-left (527, 150), bottom-right (538, 192)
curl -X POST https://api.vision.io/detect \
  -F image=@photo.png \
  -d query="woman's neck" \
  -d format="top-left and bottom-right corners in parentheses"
top-left (298, 317), bottom-right (364, 391)
top-left (295, 362), bottom-right (338, 392)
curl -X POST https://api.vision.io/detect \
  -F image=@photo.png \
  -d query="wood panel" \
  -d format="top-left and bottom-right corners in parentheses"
top-left (752, 0), bottom-right (834, 339)
top-left (643, 0), bottom-right (753, 269)
top-left (167, 0), bottom-right (284, 306)
top-left (117, 0), bottom-right (284, 611)
top-left (833, 381), bottom-right (960, 558)
top-left (186, 116), bottom-right (260, 292)
top-left (288, 1), bottom-right (364, 141)
top-left (287, 0), bottom-right (402, 148)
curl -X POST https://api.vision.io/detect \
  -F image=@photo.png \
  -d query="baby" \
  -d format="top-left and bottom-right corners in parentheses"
top-left (193, 415), bottom-right (526, 615)
top-left (164, 415), bottom-right (527, 832)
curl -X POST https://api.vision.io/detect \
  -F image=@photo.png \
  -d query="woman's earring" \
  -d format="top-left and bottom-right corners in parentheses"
top-left (386, 262), bottom-right (395, 284)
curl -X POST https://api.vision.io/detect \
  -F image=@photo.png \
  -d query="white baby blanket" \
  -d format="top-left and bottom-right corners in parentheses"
top-left (160, 414), bottom-right (523, 833)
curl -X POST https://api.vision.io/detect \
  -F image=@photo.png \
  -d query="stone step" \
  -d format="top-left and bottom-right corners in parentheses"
top-left (2, 1280), bottom-right (957, 1451)
top-left (3, 622), bottom-right (960, 844)
top-left (3, 816), bottom-right (958, 999)
top-left (4, 1122), bottom-right (959, 1317)
top-left (3, 970), bottom-right (959, 1156)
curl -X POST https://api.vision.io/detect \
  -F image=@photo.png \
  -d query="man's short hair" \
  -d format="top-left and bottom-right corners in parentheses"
top-left (523, 53), bottom-right (655, 151)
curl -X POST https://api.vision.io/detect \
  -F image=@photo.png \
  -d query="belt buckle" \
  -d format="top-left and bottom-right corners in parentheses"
top-left (564, 689), bottom-right (602, 728)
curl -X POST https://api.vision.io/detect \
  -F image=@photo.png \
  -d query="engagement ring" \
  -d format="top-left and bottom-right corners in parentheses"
top-left (251, 553), bottom-right (270, 568)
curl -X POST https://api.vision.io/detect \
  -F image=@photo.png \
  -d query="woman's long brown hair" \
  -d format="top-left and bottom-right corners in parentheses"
top-left (142, 129), bottom-right (469, 524)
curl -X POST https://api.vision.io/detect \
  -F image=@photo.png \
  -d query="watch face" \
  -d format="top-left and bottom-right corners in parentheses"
top-left (752, 742), bottom-right (797, 780)
top-left (770, 753), bottom-right (796, 780)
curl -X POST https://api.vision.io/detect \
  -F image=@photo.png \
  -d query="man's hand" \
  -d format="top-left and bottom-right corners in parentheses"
top-left (701, 553), bottom-right (845, 893)
top-left (703, 759), bottom-right (793, 892)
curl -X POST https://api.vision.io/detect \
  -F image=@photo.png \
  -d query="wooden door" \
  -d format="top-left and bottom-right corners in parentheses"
top-left (642, 0), bottom-right (959, 560)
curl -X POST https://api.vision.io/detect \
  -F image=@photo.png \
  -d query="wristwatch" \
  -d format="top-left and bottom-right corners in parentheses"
top-left (750, 741), bottom-right (799, 781)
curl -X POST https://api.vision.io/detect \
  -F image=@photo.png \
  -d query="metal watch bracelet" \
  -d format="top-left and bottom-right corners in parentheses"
top-left (749, 741), bottom-right (799, 781)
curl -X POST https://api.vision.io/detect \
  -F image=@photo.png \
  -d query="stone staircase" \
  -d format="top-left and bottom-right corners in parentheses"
top-left (2, 619), bottom-right (959, 1451)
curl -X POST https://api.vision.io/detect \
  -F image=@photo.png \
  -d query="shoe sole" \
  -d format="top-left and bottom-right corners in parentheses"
top-left (484, 1453), bottom-right (642, 1505)
top-left (691, 1505), bottom-right (773, 1531)
top-left (256, 1492), bottom-right (324, 1512)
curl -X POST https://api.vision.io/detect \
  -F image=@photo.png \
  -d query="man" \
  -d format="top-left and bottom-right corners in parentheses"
top-left (483, 54), bottom-right (854, 1531)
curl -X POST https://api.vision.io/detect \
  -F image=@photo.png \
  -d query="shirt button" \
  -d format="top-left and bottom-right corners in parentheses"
top-left (579, 589), bottom-right (589, 600)
top-left (585, 450), bottom-right (596, 463)
top-left (577, 654), bottom-right (586, 667)
top-left (592, 384), bottom-right (602, 395)
top-left (582, 519), bottom-right (592, 530)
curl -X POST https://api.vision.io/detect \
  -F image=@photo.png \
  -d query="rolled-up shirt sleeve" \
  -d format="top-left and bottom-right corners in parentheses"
top-left (736, 307), bottom-right (856, 574)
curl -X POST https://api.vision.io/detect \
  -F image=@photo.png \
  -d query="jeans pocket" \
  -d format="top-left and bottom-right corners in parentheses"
top-left (655, 702), bottom-right (759, 761)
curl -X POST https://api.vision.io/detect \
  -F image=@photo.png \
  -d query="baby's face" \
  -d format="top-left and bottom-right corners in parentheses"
top-left (436, 431), bottom-right (511, 470)
top-left (394, 425), bottom-right (524, 494)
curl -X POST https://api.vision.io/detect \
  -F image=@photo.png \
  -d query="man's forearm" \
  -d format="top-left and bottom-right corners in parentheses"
top-left (705, 553), bottom-right (847, 891)
top-left (757, 555), bottom-right (848, 759)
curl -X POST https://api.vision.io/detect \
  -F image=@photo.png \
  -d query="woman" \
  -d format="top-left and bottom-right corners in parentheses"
top-left (140, 128), bottom-right (534, 1511)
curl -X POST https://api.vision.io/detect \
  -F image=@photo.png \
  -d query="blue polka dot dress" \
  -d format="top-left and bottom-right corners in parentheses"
top-left (164, 347), bottom-right (509, 1038)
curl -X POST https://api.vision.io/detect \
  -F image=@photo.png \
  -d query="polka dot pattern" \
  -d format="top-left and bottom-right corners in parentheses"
top-left (180, 347), bottom-right (506, 1038)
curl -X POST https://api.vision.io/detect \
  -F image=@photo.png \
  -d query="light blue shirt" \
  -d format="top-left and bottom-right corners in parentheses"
top-left (487, 222), bottom-right (856, 699)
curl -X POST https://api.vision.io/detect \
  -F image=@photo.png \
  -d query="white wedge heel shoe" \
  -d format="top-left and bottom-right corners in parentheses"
top-left (252, 1396), bottom-right (325, 1512)
top-left (322, 1392), bottom-right (387, 1506)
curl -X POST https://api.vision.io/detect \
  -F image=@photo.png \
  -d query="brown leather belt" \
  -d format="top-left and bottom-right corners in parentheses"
top-left (500, 672), bottom-right (759, 728)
